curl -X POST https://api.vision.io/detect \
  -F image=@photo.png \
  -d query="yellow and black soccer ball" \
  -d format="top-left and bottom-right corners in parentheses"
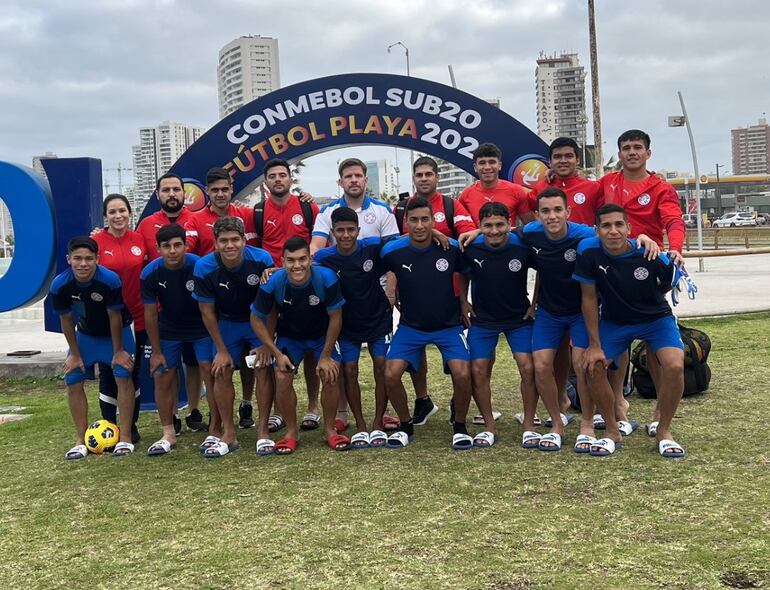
top-left (85, 420), bottom-right (120, 454)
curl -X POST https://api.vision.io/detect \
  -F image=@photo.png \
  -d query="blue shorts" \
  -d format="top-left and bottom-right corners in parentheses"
top-left (156, 336), bottom-right (213, 373)
top-left (65, 326), bottom-right (135, 385)
top-left (532, 307), bottom-right (588, 351)
top-left (600, 316), bottom-right (684, 363)
top-left (468, 324), bottom-right (533, 360)
top-left (338, 334), bottom-right (391, 363)
top-left (275, 335), bottom-right (341, 367)
top-left (386, 324), bottom-right (470, 373)
top-left (217, 319), bottom-right (261, 369)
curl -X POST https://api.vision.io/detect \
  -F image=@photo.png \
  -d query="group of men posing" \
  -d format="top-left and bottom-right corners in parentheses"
top-left (53, 128), bottom-right (689, 460)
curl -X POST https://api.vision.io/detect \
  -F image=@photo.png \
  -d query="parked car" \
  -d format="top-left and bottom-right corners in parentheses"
top-left (683, 214), bottom-right (698, 228)
top-left (756, 213), bottom-right (770, 225)
top-left (712, 212), bottom-right (757, 228)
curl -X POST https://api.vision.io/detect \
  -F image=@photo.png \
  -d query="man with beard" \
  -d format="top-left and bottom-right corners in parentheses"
top-left (137, 173), bottom-right (208, 431)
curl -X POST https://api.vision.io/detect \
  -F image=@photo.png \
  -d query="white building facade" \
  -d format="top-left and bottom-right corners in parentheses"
top-left (218, 36), bottom-right (281, 119)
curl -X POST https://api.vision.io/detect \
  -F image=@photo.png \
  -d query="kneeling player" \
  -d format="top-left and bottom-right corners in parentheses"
top-left (141, 224), bottom-right (217, 455)
top-left (314, 208), bottom-right (394, 448)
top-left (459, 203), bottom-right (536, 448)
top-left (51, 237), bottom-right (136, 459)
top-left (574, 204), bottom-right (686, 458)
top-left (250, 237), bottom-right (347, 454)
top-left (381, 197), bottom-right (474, 449)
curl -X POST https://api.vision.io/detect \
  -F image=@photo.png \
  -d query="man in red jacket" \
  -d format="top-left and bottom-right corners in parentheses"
top-left (185, 167), bottom-right (258, 256)
top-left (530, 137), bottom-right (603, 226)
top-left (136, 174), bottom-right (194, 261)
top-left (459, 143), bottom-right (535, 227)
top-left (598, 129), bottom-right (686, 434)
top-left (600, 130), bottom-right (685, 264)
top-left (136, 173), bottom-right (206, 431)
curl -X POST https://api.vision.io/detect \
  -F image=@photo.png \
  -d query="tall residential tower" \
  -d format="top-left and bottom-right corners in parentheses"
top-left (731, 118), bottom-right (770, 175)
top-left (218, 35), bottom-right (281, 119)
top-left (535, 52), bottom-right (587, 148)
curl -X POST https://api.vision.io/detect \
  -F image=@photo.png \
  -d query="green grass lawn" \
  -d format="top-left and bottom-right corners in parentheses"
top-left (1, 314), bottom-right (768, 589)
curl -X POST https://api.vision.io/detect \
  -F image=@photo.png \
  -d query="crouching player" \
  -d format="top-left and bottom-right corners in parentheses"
top-left (458, 203), bottom-right (536, 448)
top-left (193, 217), bottom-right (274, 458)
top-left (51, 237), bottom-right (136, 459)
top-left (314, 208), bottom-right (394, 448)
top-left (140, 224), bottom-right (217, 456)
top-left (574, 204), bottom-right (686, 458)
top-left (380, 197), bottom-right (474, 450)
top-left (250, 237), bottom-right (347, 455)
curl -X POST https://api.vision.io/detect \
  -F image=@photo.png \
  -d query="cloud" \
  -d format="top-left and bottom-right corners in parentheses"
top-left (0, 0), bottom-right (766, 199)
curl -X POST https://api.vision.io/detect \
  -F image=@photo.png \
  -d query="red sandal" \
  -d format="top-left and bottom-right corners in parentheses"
top-left (274, 438), bottom-right (298, 455)
top-left (327, 434), bottom-right (350, 451)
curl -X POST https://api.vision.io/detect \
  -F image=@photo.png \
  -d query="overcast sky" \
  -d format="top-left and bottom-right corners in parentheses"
top-left (1, 0), bottom-right (768, 201)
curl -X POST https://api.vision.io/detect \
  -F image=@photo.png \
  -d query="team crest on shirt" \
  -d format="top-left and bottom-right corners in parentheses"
top-left (186, 280), bottom-right (195, 292)
top-left (291, 214), bottom-right (304, 225)
top-left (91, 292), bottom-right (103, 302)
top-left (364, 212), bottom-right (376, 224)
top-left (638, 193), bottom-right (651, 206)
top-left (573, 193), bottom-right (586, 205)
top-left (362, 259), bottom-right (374, 272)
top-left (508, 259), bottom-right (522, 272)
top-left (246, 274), bottom-right (259, 286)
top-left (434, 212), bottom-right (446, 223)
top-left (633, 267), bottom-right (650, 280)
top-left (309, 295), bottom-right (320, 306)
top-left (564, 249), bottom-right (577, 262)
top-left (435, 258), bottom-right (449, 272)
top-left (130, 246), bottom-right (142, 256)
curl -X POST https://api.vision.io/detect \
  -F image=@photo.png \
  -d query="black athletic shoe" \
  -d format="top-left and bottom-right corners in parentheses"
top-left (238, 401), bottom-right (255, 429)
top-left (413, 396), bottom-right (439, 426)
top-left (173, 414), bottom-right (182, 436)
top-left (185, 408), bottom-right (208, 432)
top-left (131, 424), bottom-right (141, 444)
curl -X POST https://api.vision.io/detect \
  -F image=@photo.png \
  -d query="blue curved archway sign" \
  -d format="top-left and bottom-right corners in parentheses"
top-left (0, 162), bottom-right (56, 311)
top-left (142, 73), bottom-right (548, 217)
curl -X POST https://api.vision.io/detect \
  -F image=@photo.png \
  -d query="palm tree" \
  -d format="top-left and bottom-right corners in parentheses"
top-left (290, 160), bottom-right (306, 195)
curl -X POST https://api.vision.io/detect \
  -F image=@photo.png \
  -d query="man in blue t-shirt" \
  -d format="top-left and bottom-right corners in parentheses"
top-left (574, 204), bottom-right (686, 459)
top-left (250, 237), bottom-right (347, 455)
top-left (519, 188), bottom-right (596, 451)
top-left (50, 237), bottom-right (136, 459)
top-left (193, 216), bottom-right (274, 458)
top-left (140, 224), bottom-right (216, 456)
top-left (380, 197), bottom-right (474, 450)
top-left (458, 202), bottom-right (536, 448)
top-left (314, 207), bottom-right (394, 448)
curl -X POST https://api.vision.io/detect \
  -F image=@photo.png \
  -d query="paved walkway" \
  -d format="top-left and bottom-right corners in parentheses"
top-left (1, 253), bottom-right (768, 375)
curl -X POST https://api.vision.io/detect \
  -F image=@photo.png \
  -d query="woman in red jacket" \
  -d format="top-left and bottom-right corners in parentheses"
top-left (93, 194), bottom-right (148, 442)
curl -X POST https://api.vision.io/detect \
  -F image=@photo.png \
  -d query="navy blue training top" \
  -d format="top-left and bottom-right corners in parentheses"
top-left (380, 236), bottom-right (468, 331)
top-left (193, 246), bottom-right (274, 322)
top-left (573, 237), bottom-right (674, 324)
top-left (462, 233), bottom-right (534, 331)
top-left (314, 237), bottom-right (392, 342)
top-left (519, 221), bottom-right (596, 315)
top-left (50, 265), bottom-right (131, 337)
top-left (251, 265), bottom-right (345, 340)
top-left (140, 254), bottom-right (208, 340)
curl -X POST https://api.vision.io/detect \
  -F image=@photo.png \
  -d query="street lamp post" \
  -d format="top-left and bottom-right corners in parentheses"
top-left (388, 41), bottom-right (413, 189)
top-left (668, 90), bottom-right (704, 272)
top-left (715, 163), bottom-right (725, 214)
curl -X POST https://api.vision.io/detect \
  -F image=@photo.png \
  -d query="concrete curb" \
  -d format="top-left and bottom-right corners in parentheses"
top-left (0, 352), bottom-right (65, 378)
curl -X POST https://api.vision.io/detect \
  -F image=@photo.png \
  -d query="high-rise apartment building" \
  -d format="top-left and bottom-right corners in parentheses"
top-left (131, 121), bottom-right (204, 211)
top-left (436, 158), bottom-right (474, 200)
top-left (364, 159), bottom-right (399, 200)
top-left (731, 118), bottom-right (770, 175)
top-left (535, 52), bottom-right (588, 147)
top-left (32, 151), bottom-right (58, 178)
top-left (218, 35), bottom-right (281, 119)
